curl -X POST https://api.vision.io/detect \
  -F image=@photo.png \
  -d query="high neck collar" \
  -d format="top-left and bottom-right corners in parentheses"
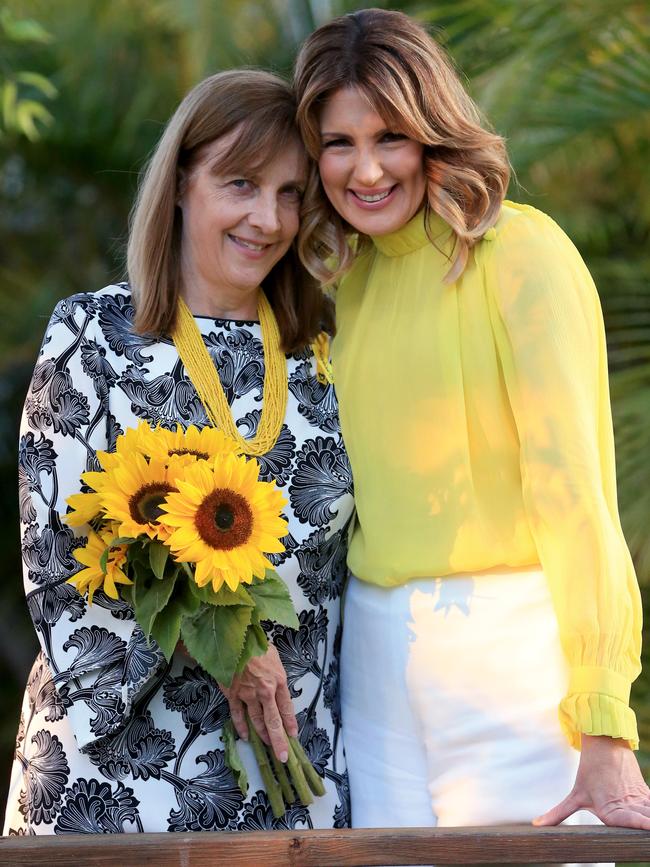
top-left (370, 208), bottom-right (451, 258)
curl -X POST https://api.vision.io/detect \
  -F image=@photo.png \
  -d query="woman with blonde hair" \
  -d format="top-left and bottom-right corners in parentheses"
top-left (294, 8), bottom-right (650, 836)
top-left (4, 69), bottom-right (353, 834)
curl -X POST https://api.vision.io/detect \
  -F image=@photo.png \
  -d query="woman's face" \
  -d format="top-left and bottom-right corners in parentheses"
top-left (178, 128), bottom-right (306, 306)
top-left (318, 87), bottom-right (426, 236)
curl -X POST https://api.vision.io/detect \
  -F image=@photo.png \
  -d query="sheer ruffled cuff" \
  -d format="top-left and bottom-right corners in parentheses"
top-left (559, 665), bottom-right (639, 750)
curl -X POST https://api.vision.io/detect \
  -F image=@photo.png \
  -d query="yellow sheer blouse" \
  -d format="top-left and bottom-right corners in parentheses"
top-left (332, 201), bottom-right (642, 748)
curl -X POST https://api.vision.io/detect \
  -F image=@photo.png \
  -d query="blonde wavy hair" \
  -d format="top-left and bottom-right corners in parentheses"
top-left (128, 69), bottom-right (332, 351)
top-left (294, 8), bottom-right (510, 283)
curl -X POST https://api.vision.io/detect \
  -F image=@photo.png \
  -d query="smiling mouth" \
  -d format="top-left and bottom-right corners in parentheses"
top-left (228, 234), bottom-right (270, 252)
top-left (350, 187), bottom-right (395, 203)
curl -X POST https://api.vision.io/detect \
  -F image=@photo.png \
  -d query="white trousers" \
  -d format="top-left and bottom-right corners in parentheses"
top-left (341, 567), bottom-right (609, 867)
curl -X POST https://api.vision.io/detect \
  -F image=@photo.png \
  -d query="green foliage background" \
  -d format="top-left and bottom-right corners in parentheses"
top-left (1, 0), bottom-right (649, 823)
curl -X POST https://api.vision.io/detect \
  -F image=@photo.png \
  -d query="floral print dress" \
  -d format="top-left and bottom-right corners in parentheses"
top-left (3, 284), bottom-right (354, 834)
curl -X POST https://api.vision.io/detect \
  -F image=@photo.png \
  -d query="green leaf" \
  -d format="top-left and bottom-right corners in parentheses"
top-left (235, 624), bottom-right (268, 674)
top-left (108, 536), bottom-right (136, 547)
top-left (189, 580), bottom-right (254, 607)
top-left (149, 602), bottom-right (182, 660)
top-left (2, 81), bottom-right (17, 127)
top-left (148, 540), bottom-right (169, 580)
top-left (99, 546), bottom-right (109, 574)
top-left (0, 11), bottom-right (53, 44)
top-left (248, 571), bottom-right (299, 628)
top-left (149, 574), bottom-right (202, 660)
top-left (15, 71), bottom-right (58, 99)
top-left (222, 720), bottom-right (248, 796)
top-left (134, 567), bottom-right (178, 636)
top-left (181, 605), bottom-right (252, 686)
top-left (15, 100), bottom-right (54, 141)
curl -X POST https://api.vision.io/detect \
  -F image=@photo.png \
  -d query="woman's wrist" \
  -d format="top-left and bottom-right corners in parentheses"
top-left (581, 733), bottom-right (632, 752)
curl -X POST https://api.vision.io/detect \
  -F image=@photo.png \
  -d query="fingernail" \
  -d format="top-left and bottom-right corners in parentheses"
top-left (280, 751), bottom-right (288, 763)
top-left (241, 732), bottom-right (248, 741)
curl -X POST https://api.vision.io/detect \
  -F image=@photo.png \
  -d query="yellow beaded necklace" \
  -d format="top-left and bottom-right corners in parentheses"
top-left (172, 293), bottom-right (333, 457)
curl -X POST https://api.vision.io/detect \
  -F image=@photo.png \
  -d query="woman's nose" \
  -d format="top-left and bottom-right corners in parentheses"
top-left (352, 147), bottom-right (384, 187)
top-left (249, 194), bottom-right (280, 234)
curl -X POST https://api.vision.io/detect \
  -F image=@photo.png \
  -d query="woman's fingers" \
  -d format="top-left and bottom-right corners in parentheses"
top-left (276, 679), bottom-right (298, 738)
top-left (227, 694), bottom-right (249, 741)
top-left (601, 805), bottom-right (650, 829)
top-left (246, 700), bottom-right (269, 746)
top-left (221, 646), bottom-right (297, 762)
top-left (533, 792), bottom-right (580, 826)
top-left (262, 696), bottom-right (290, 763)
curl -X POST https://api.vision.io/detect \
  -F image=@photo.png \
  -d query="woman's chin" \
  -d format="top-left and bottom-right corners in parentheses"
top-left (340, 199), bottom-right (415, 236)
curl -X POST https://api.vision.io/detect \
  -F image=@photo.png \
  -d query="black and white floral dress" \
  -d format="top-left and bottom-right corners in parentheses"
top-left (4, 284), bottom-right (354, 835)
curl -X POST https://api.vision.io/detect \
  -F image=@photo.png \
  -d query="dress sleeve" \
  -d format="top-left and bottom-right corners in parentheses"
top-left (481, 208), bottom-right (642, 749)
top-left (20, 295), bottom-right (165, 751)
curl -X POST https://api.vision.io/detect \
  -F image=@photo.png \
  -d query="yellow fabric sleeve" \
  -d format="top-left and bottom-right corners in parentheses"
top-left (481, 206), bottom-right (642, 749)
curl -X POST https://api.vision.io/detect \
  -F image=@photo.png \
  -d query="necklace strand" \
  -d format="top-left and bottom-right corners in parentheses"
top-left (172, 293), bottom-right (287, 457)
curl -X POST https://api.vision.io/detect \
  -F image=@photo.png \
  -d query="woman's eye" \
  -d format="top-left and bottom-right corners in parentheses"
top-left (381, 132), bottom-right (407, 143)
top-left (281, 186), bottom-right (303, 201)
top-left (230, 178), bottom-right (251, 190)
top-left (322, 138), bottom-right (350, 149)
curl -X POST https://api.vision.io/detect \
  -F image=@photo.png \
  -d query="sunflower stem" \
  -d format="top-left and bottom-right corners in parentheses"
top-left (289, 734), bottom-right (327, 796)
top-left (247, 716), bottom-right (285, 818)
top-left (285, 737), bottom-right (314, 806)
top-left (268, 743), bottom-right (296, 805)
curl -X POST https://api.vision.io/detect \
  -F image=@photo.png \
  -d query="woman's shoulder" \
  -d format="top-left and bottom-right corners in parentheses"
top-left (483, 201), bottom-right (573, 251)
top-left (40, 283), bottom-right (139, 357)
top-left (43, 283), bottom-right (135, 335)
top-left (479, 201), bottom-right (598, 311)
top-left (50, 283), bottom-right (133, 317)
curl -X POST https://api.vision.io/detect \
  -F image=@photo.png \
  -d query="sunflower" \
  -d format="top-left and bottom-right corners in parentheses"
top-left (64, 470), bottom-right (109, 527)
top-left (161, 453), bottom-right (288, 592)
top-left (101, 448), bottom-right (186, 541)
top-left (146, 423), bottom-right (243, 465)
top-left (65, 490), bottom-right (104, 527)
top-left (69, 526), bottom-right (131, 604)
top-left (96, 420), bottom-right (160, 471)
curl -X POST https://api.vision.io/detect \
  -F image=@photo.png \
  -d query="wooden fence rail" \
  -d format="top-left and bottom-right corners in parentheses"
top-left (1, 825), bottom-right (649, 866)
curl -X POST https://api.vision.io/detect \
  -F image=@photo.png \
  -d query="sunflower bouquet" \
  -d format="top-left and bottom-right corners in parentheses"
top-left (64, 420), bottom-right (324, 817)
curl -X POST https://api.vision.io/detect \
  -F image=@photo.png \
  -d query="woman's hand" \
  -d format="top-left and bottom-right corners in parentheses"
top-left (220, 644), bottom-right (298, 763)
top-left (533, 735), bottom-right (650, 829)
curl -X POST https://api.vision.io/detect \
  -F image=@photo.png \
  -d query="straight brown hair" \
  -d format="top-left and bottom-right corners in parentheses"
top-left (128, 69), bottom-right (333, 351)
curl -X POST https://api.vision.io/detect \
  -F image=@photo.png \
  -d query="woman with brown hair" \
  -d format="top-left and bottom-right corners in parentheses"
top-left (294, 8), bottom-right (650, 835)
top-left (4, 69), bottom-right (353, 834)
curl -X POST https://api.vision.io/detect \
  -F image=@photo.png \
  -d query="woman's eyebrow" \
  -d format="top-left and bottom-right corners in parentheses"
top-left (280, 177), bottom-right (307, 189)
top-left (320, 127), bottom-right (394, 138)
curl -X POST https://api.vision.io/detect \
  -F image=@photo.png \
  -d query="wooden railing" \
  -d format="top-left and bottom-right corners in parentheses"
top-left (1, 825), bottom-right (649, 865)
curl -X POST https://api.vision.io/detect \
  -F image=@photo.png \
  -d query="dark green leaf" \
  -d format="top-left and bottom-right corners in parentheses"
top-left (120, 584), bottom-right (134, 607)
top-left (134, 567), bottom-right (178, 636)
top-left (127, 542), bottom-right (149, 565)
top-left (148, 540), bottom-right (169, 579)
top-left (248, 571), bottom-right (299, 628)
top-left (181, 605), bottom-right (252, 686)
top-left (222, 719), bottom-right (248, 796)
